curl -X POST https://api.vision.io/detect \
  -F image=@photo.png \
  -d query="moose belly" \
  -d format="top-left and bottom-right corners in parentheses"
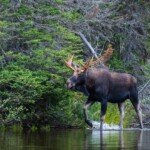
top-left (108, 91), bottom-right (130, 103)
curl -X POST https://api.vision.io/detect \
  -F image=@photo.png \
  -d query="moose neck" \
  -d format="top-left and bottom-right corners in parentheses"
top-left (75, 72), bottom-right (89, 96)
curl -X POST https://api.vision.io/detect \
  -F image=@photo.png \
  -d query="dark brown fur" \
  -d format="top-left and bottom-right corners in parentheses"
top-left (66, 68), bottom-right (143, 129)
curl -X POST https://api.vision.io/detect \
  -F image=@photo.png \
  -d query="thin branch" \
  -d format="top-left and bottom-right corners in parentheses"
top-left (132, 121), bottom-right (150, 126)
top-left (138, 79), bottom-right (150, 94)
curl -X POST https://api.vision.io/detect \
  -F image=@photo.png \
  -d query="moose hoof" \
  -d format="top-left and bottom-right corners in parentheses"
top-left (119, 125), bottom-right (123, 130)
top-left (86, 120), bottom-right (93, 128)
top-left (140, 125), bottom-right (143, 129)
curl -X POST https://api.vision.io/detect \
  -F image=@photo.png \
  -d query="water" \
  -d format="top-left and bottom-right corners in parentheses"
top-left (0, 129), bottom-right (150, 150)
top-left (92, 121), bottom-right (120, 129)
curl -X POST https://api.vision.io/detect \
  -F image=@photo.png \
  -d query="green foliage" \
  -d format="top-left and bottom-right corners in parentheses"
top-left (0, 21), bottom-right (8, 28)
top-left (143, 62), bottom-right (150, 78)
top-left (109, 50), bottom-right (125, 71)
top-left (37, 4), bottom-right (60, 15)
top-left (62, 11), bottom-right (81, 21)
top-left (0, 1), bottom-right (84, 128)
top-left (17, 5), bottom-right (32, 15)
top-left (55, 0), bottom-right (63, 4)
top-left (0, 46), bottom-right (85, 127)
top-left (0, 0), bottom-right (9, 5)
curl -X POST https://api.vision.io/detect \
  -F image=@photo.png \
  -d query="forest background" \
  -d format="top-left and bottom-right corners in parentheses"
top-left (0, 0), bottom-right (150, 130)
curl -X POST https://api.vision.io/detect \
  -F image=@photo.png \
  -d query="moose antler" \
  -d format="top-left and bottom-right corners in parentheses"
top-left (65, 55), bottom-right (93, 73)
top-left (99, 44), bottom-right (113, 63)
top-left (65, 55), bottom-right (76, 71)
top-left (65, 44), bottom-right (113, 72)
top-left (90, 44), bottom-right (113, 67)
top-left (81, 57), bottom-right (94, 71)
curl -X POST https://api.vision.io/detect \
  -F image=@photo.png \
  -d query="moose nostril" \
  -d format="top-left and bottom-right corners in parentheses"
top-left (66, 81), bottom-right (74, 89)
top-left (66, 81), bottom-right (70, 88)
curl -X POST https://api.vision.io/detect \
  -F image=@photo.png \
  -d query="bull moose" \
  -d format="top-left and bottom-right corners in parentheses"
top-left (65, 46), bottom-right (143, 129)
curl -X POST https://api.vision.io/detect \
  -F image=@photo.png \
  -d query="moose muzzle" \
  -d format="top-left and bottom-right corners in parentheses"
top-left (66, 78), bottom-right (76, 90)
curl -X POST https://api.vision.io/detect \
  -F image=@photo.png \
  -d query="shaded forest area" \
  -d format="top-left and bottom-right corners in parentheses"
top-left (0, 0), bottom-right (150, 129)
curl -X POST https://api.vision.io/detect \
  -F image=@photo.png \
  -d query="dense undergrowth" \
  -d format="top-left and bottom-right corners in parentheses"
top-left (0, 0), bottom-right (149, 129)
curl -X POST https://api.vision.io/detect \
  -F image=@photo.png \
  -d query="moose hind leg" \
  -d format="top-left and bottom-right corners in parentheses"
top-left (100, 99), bottom-right (107, 130)
top-left (118, 102), bottom-right (125, 129)
top-left (83, 100), bottom-right (94, 128)
top-left (131, 100), bottom-right (143, 129)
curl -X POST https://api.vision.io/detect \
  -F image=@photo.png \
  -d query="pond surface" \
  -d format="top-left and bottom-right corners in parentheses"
top-left (0, 129), bottom-right (150, 150)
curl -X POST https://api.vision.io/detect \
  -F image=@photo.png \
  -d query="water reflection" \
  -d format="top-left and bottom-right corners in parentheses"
top-left (82, 129), bottom-right (149, 150)
top-left (0, 129), bottom-right (150, 149)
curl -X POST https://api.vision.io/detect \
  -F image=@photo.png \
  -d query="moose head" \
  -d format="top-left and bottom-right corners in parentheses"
top-left (65, 55), bottom-right (92, 90)
top-left (65, 44), bottom-right (113, 91)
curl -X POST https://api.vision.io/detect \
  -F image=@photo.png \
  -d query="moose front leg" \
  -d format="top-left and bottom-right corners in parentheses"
top-left (100, 99), bottom-right (107, 130)
top-left (118, 102), bottom-right (125, 129)
top-left (83, 100), bottom-right (94, 128)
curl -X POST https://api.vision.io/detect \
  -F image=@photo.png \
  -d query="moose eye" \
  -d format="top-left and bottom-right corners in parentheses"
top-left (70, 76), bottom-right (77, 82)
top-left (77, 70), bottom-right (80, 73)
